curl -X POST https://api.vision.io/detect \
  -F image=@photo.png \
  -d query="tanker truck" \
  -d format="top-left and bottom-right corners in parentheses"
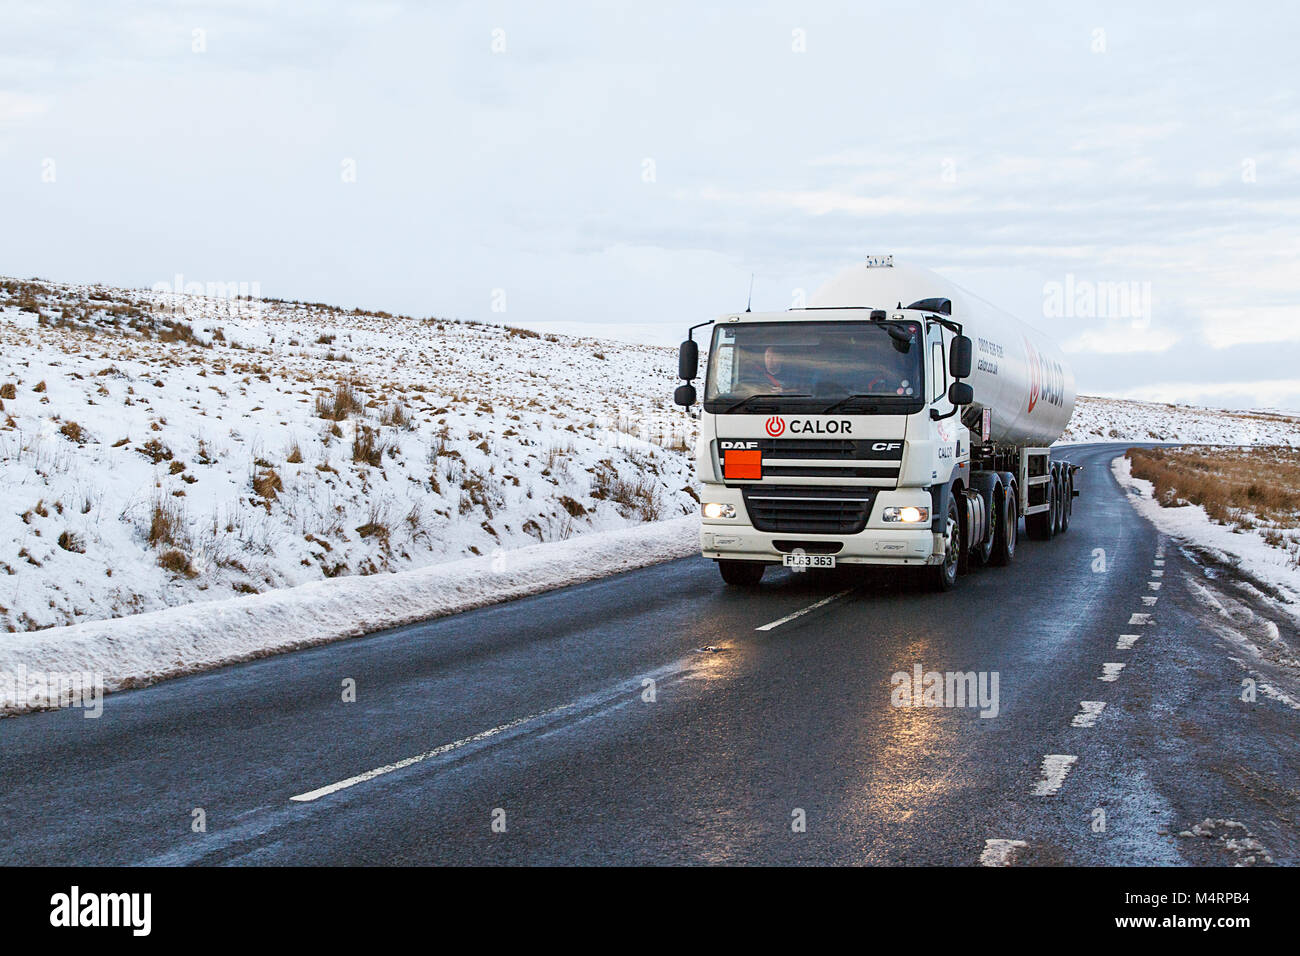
top-left (671, 257), bottom-right (1078, 591)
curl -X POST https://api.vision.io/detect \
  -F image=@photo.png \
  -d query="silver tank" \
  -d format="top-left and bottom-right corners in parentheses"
top-left (808, 260), bottom-right (1076, 446)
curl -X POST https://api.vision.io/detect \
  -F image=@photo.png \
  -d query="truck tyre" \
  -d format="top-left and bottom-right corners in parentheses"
top-left (1026, 481), bottom-right (1055, 540)
top-left (1060, 473), bottom-right (1073, 532)
top-left (990, 484), bottom-right (1017, 566)
top-left (718, 560), bottom-right (764, 586)
top-left (930, 497), bottom-right (961, 591)
top-left (1052, 472), bottom-right (1064, 535)
top-left (973, 490), bottom-right (996, 566)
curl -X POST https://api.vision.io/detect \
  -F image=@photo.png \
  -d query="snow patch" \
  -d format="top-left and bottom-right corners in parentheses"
top-left (0, 516), bottom-right (698, 715)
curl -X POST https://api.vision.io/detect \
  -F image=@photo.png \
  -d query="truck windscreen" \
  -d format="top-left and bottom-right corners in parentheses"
top-left (703, 320), bottom-right (924, 414)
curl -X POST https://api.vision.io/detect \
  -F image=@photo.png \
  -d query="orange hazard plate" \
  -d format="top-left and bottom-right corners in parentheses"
top-left (723, 448), bottom-right (762, 480)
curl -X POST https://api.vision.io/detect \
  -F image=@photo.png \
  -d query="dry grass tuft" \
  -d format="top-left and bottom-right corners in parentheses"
top-left (314, 381), bottom-right (363, 420)
top-left (147, 495), bottom-right (186, 548)
top-left (252, 468), bottom-right (283, 502)
top-left (158, 549), bottom-right (197, 577)
top-left (57, 530), bottom-right (85, 553)
top-left (352, 424), bottom-right (386, 466)
top-left (139, 437), bottom-right (173, 463)
top-left (59, 420), bottom-right (86, 443)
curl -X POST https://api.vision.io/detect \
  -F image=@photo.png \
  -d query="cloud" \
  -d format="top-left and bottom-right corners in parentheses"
top-left (1201, 306), bottom-right (1300, 349)
top-left (0, 91), bottom-right (48, 124)
top-left (1063, 325), bottom-right (1180, 354)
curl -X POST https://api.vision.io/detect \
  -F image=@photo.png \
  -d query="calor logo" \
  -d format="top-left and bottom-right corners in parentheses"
top-left (764, 416), bottom-right (785, 437)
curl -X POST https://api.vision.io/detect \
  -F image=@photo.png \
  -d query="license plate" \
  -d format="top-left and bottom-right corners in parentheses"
top-left (783, 553), bottom-right (836, 569)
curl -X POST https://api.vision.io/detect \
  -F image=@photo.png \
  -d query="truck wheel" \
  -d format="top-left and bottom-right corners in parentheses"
top-left (718, 560), bottom-right (764, 586)
top-left (1060, 473), bottom-right (1073, 532)
top-left (1026, 481), bottom-right (1055, 540)
top-left (973, 491), bottom-right (996, 566)
top-left (930, 498), bottom-right (961, 591)
top-left (1052, 474), bottom-right (1064, 535)
top-left (990, 484), bottom-right (1017, 566)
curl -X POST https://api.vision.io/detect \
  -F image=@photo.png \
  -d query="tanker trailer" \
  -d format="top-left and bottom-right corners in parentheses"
top-left (672, 256), bottom-right (1079, 590)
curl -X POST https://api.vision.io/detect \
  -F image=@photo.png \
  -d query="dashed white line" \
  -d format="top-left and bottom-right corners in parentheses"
top-left (1129, 612), bottom-right (1152, 625)
top-left (1154, 559), bottom-right (1165, 567)
top-left (1148, 582), bottom-right (1162, 591)
top-left (979, 838), bottom-right (1028, 866)
top-left (1142, 595), bottom-right (1158, 606)
top-left (755, 588), bottom-right (854, 631)
top-left (1031, 755), bottom-right (1078, 795)
top-left (1099, 662), bottom-right (1126, 682)
top-left (1117, 633), bottom-right (1140, 650)
top-left (1071, 701), bottom-right (1107, 727)
top-left (1152, 569), bottom-right (1164, 577)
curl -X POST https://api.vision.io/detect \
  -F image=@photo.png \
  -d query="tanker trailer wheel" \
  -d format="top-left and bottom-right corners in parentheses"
top-left (930, 498), bottom-right (961, 592)
top-left (1059, 473), bottom-right (1073, 532)
top-left (990, 484), bottom-right (1018, 566)
top-left (718, 559), bottom-right (765, 586)
top-left (1026, 480), bottom-right (1056, 540)
top-left (1051, 472), bottom-right (1064, 535)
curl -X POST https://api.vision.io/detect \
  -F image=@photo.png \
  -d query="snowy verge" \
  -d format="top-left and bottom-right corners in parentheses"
top-left (0, 516), bottom-right (698, 714)
top-left (1111, 455), bottom-right (1300, 617)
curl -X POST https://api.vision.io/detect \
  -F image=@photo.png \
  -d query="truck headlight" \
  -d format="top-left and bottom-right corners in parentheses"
top-left (883, 506), bottom-right (928, 523)
top-left (702, 502), bottom-right (736, 520)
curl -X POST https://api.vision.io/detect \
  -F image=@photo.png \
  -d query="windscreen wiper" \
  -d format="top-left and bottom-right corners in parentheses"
top-left (820, 393), bottom-right (884, 415)
top-left (717, 393), bottom-right (811, 413)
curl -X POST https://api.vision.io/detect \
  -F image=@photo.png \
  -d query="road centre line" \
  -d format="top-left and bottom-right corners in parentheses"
top-left (755, 588), bottom-right (855, 631)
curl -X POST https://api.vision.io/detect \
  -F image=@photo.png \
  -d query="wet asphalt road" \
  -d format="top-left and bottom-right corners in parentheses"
top-left (2, 442), bottom-right (1296, 865)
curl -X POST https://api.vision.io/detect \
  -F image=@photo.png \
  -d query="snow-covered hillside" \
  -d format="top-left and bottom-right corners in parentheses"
top-left (3, 274), bottom-right (1299, 634)
top-left (0, 277), bottom-right (696, 633)
top-left (1060, 395), bottom-right (1300, 445)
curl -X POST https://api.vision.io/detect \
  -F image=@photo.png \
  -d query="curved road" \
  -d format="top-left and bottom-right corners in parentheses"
top-left (2, 442), bottom-right (1296, 865)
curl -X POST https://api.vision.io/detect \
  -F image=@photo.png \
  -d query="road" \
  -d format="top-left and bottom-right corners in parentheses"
top-left (2, 442), bottom-right (1296, 865)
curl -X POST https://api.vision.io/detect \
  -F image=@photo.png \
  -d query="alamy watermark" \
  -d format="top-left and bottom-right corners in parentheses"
top-left (150, 273), bottom-right (263, 320)
top-left (1042, 274), bottom-right (1151, 328)
top-left (1, 666), bottom-right (104, 717)
top-left (891, 663), bottom-right (1000, 718)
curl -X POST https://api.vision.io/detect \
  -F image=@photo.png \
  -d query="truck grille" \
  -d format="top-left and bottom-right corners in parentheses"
top-left (718, 438), bottom-right (904, 482)
top-left (742, 486), bottom-right (877, 535)
top-left (747, 439), bottom-right (902, 461)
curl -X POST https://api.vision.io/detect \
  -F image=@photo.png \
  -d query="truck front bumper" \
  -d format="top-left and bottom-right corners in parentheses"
top-left (699, 487), bottom-right (942, 566)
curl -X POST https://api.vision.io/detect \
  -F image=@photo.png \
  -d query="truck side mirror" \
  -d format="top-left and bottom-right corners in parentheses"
top-left (948, 381), bottom-right (973, 407)
top-left (678, 339), bottom-right (699, 380)
top-left (674, 383), bottom-right (697, 407)
top-left (950, 335), bottom-right (973, 379)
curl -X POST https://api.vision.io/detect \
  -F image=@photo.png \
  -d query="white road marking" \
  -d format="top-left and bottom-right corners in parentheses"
top-left (1117, 634), bottom-right (1140, 650)
top-left (979, 839), bottom-right (1028, 866)
top-left (1071, 701), bottom-right (1106, 727)
top-left (290, 657), bottom-right (697, 803)
top-left (755, 588), bottom-right (854, 631)
top-left (1031, 755), bottom-right (1077, 795)
top-left (1148, 582), bottom-right (1162, 591)
top-left (1142, 595), bottom-right (1158, 606)
top-left (1152, 569), bottom-right (1164, 577)
top-left (290, 705), bottom-right (572, 802)
top-left (1100, 662), bottom-right (1126, 682)
top-left (1129, 612), bottom-right (1152, 625)
top-left (1154, 559), bottom-right (1165, 567)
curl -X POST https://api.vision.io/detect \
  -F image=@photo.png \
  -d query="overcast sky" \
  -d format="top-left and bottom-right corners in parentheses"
top-left (2, 1), bottom-right (1297, 409)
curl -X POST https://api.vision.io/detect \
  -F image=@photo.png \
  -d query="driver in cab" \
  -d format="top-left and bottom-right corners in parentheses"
top-left (761, 346), bottom-right (793, 392)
